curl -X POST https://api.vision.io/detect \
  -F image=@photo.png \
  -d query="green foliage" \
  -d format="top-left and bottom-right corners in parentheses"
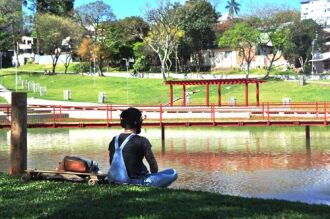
top-left (179, 0), bottom-right (218, 71)
top-left (284, 19), bottom-right (324, 73)
top-left (0, 0), bottom-right (23, 61)
top-left (225, 0), bottom-right (241, 19)
top-left (219, 22), bottom-right (260, 75)
top-left (35, 13), bottom-right (84, 73)
top-left (133, 56), bottom-right (149, 72)
top-left (0, 174), bottom-right (329, 218)
top-left (27, 0), bottom-right (75, 16)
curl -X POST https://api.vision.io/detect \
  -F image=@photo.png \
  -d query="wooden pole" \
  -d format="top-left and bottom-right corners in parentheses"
top-left (256, 82), bottom-right (259, 107)
top-left (217, 83), bottom-right (221, 107)
top-left (10, 92), bottom-right (27, 175)
top-left (182, 85), bottom-right (186, 106)
top-left (170, 85), bottom-right (173, 107)
top-left (206, 84), bottom-right (210, 106)
top-left (245, 82), bottom-right (249, 106)
top-left (161, 124), bottom-right (165, 142)
top-left (306, 126), bottom-right (310, 140)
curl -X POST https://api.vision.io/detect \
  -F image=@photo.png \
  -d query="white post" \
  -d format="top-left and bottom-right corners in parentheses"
top-left (15, 43), bottom-right (18, 92)
top-left (93, 56), bottom-right (96, 87)
top-left (312, 40), bottom-right (315, 75)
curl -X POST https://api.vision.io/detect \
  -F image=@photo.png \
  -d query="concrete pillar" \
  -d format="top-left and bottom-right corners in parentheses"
top-left (10, 92), bottom-right (27, 175)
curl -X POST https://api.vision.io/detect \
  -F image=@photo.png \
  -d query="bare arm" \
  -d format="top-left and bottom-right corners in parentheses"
top-left (145, 147), bottom-right (158, 173)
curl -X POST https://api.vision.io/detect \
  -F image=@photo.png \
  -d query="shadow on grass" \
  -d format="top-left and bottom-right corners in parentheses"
top-left (0, 174), bottom-right (329, 219)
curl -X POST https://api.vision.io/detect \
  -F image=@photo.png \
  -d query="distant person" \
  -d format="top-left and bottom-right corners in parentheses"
top-left (107, 107), bottom-right (177, 187)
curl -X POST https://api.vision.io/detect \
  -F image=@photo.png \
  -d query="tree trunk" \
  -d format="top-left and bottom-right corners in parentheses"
top-left (161, 60), bottom-right (167, 81)
top-left (51, 53), bottom-right (60, 74)
top-left (98, 58), bottom-right (104, 76)
top-left (63, 53), bottom-right (72, 74)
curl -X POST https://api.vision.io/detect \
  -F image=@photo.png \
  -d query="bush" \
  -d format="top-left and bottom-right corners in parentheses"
top-left (69, 62), bottom-right (91, 73)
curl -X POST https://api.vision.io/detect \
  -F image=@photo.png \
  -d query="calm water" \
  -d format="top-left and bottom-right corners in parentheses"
top-left (0, 127), bottom-right (330, 205)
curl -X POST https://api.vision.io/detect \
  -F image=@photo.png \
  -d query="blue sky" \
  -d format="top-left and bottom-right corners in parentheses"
top-left (75, 0), bottom-right (301, 19)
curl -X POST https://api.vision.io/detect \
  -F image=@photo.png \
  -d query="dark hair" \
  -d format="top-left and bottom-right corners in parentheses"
top-left (120, 107), bottom-right (142, 130)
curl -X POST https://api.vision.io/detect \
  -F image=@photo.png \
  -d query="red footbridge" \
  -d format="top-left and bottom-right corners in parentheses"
top-left (0, 102), bottom-right (329, 129)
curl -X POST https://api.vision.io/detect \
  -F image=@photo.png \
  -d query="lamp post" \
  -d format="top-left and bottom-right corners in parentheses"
top-left (0, 52), bottom-right (2, 85)
top-left (122, 58), bottom-right (128, 105)
top-left (175, 44), bottom-right (178, 74)
top-left (311, 34), bottom-right (318, 75)
top-left (15, 42), bottom-right (19, 92)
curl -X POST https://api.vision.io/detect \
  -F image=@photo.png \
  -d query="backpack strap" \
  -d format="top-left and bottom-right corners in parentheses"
top-left (114, 133), bottom-right (135, 150)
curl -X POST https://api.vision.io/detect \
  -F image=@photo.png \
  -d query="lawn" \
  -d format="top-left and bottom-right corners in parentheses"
top-left (1, 71), bottom-right (330, 105)
top-left (0, 174), bottom-right (329, 219)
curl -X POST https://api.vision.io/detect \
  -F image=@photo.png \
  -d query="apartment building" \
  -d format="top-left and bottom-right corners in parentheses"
top-left (301, 0), bottom-right (330, 29)
top-left (301, 0), bottom-right (330, 73)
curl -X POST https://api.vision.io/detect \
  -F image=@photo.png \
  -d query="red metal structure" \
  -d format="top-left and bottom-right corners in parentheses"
top-left (0, 102), bottom-right (329, 129)
top-left (165, 78), bottom-right (265, 107)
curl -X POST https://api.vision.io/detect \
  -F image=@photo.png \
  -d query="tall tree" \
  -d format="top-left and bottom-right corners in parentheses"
top-left (225, 0), bottom-right (240, 19)
top-left (0, 0), bottom-right (23, 67)
top-left (36, 13), bottom-right (83, 74)
top-left (250, 9), bottom-right (300, 79)
top-left (75, 0), bottom-right (115, 75)
top-left (180, 0), bottom-right (218, 72)
top-left (24, 0), bottom-right (75, 16)
top-left (283, 19), bottom-right (324, 73)
top-left (144, 1), bottom-right (184, 81)
top-left (75, 1), bottom-right (115, 42)
top-left (219, 22), bottom-right (260, 77)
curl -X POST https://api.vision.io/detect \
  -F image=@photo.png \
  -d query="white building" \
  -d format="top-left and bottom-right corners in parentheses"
top-left (301, 0), bottom-right (330, 73)
top-left (301, 0), bottom-right (330, 28)
top-left (12, 36), bottom-right (35, 66)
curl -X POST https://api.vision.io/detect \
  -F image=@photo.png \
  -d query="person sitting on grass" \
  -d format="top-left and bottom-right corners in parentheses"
top-left (107, 107), bottom-right (177, 187)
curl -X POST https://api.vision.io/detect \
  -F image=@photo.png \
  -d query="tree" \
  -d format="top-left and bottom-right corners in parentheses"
top-left (24, 0), bottom-right (75, 16)
top-left (75, 1), bottom-right (115, 42)
top-left (226, 0), bottom-right (240, 19)
top-left (0, 0), bottom-right (23, 67)
top-left (251, 9), bottom-right (300, 79)
top-left (36, 13), bottom-right (83, 74)
top-left (144, 1), bottom-right (184, 81)
top-left (218, 22), bottom-right (260, 77)
top-left (75, 1), bottom-right (115, 75)
top-left (284, 19), bottom-right (324, 73)
top-left (179, 0), bottom-right (218, 72)
top-left (132, 41), bottom-right (152, 72)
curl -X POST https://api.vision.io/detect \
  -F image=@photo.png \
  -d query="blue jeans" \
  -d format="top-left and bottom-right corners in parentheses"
top-left (130, 169), bottom-right (178, 188)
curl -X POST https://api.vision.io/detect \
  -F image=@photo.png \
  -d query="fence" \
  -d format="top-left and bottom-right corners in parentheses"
top-left (0, 102), bottom-right (329, 129)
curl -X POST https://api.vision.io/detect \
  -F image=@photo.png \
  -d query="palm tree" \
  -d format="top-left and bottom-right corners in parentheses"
top-left (225, 0), bottom-right (240, 19)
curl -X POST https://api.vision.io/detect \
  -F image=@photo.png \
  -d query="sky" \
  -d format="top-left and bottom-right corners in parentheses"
top-left (75, 0), bottom-right (301, 19)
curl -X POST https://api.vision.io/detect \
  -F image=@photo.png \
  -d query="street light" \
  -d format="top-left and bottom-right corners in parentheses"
top-left (0, 52), bottom-right (2, 85)
top-left (122, 58), bottom-right (129, 105)
top-left (311, 34), bottom-right (318, 75)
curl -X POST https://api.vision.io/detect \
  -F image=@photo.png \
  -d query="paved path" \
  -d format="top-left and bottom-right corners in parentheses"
top-left (0, 85), bottom-right (104, 106)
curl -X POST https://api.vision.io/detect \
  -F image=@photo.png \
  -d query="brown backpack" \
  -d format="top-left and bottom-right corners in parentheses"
top-left (56, 156), bottom-right (99, 173)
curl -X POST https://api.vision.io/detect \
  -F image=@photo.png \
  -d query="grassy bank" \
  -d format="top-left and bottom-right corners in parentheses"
top-left (1, 72), bottom-right (330, 104)
top-left (0, 174), bottom-right (329, 219)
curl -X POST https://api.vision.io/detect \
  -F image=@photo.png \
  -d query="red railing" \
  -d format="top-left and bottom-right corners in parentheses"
top-left (0, 102), bottom-right (329, 129)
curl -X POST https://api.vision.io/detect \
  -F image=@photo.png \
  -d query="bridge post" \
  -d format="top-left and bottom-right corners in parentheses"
top-left (170, 85), bottom-right (173, 107)
top-left (161, 124), bottom-right (165, 142)
top-left (182, 85), bottom-right (186, 106)
top-left (306, 126), bottom-right (310, 140)
top-left (10, 92), bottom-right (27, 175)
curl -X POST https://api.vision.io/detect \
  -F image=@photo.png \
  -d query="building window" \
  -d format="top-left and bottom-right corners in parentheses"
top-left (224, 51), bottom-right (231, 58)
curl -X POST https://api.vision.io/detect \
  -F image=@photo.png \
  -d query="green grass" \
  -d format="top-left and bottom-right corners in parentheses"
top-left (0, 174), bottom-right (329, 219)
top-left (0, 96), bottom-right (7, 103)
top-left (1, 72), bottom-right (330, 104)
top-left (2, 63), bottom-right (82, 74)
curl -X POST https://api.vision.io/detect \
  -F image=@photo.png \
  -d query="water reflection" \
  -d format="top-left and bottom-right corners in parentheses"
top-left (0, 127), bottom-right (329, 205)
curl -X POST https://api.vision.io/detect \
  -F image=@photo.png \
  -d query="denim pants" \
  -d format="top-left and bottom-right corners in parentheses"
top-left (130, 169), bottom-right (178, 188)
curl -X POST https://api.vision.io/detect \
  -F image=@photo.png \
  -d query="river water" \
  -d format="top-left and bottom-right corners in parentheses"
top-left (0, 127), bottom-right (329, 205)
